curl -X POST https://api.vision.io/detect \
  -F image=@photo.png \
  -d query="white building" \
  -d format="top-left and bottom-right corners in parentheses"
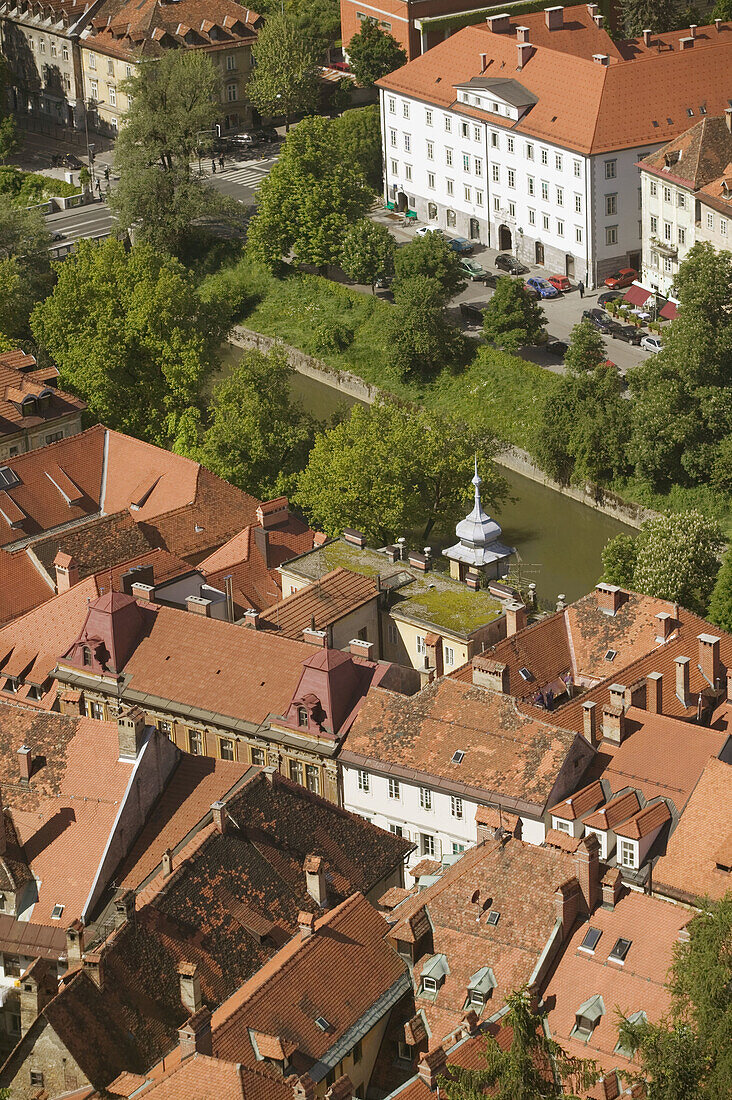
top-left (377, 6), bottom-right (732, 286)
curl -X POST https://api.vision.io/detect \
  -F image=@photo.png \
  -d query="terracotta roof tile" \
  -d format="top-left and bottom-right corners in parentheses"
top-left (549, 780), bottom-right (605, 822)
top-left (0, 353), bottom-right (85, 437)
top-left (613, 800), bottom-right (671, 840)
top-left (83, 0), bottom-right (259, 63)
top-left (583, 790), bottom-right (640, 831)
top-left (544, 828), bottom-right (582, 853)
top-left (259, 568), bottom-right (378, 639)
top-left (109, 1055), bottom-right (291, 1099)
top-left (0, 549), bottom-right (54, 626)
top-left (639, 115), bottom-right (732, 190)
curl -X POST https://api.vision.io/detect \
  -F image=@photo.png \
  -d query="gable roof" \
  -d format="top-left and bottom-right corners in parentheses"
top-left (639, 115), bottom-right (732, 189)
top-left (108, 1054), bottom-right (291, 1099)
top-left (259, 568), bottom-right (378, 639)
top-left (83, 0), bottom-right (260, 62)
top-left (0, 350), bottom-right (85, 437)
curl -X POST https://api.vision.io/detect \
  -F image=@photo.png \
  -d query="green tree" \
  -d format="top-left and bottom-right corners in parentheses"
top-left (673, 241), bottom-right (732, 330)
top-left (394, 231), bottom-right (465, 303)
top-left (564, 319), bottom-right (607, 374)
top-left (0, 117), bottom-right (19, 165)
top-left (620, 893), bottom-right (732, 1100)
top-left (248, 115), bottom-right (373, 268)
top-left (712, 0), bottom-right (732, 19)
top-left (195, 346), bottom-right (315, 498)
top-left (601, 533), bottom-right (638, 588)
top-left (619, 0), bottom-right (679, 35)
top-left (0, 199), bottom-right (52, 338)
top-left (31, 238), bottom-right (230, 447)
top-left (346, 20), bottom-right (407, 87)
top-left (442, 989), bottom-right (598, 1100)
top-left (248, 12), bottom-right (320, 131)
top-left (707, 553), bottom-right (732, 632)
top-left (386, 274), bottom-right (464, 379)
top-left (331, 105), bottom-right (383, 191)
top-left (110, 51), bottom-right (228, 255)
top-left (341, 218), bottom-right (394, 292)
top-left (295, 398), bottom-right (505, 542)
top-left (482, 276), bottom-right (546, 352)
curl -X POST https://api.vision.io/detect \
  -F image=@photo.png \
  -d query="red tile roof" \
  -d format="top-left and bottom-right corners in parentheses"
top-left (583, 790), bottom-right (640, 831)
top-left (549, 780), bottom-right (605, 822)
top-left (259, 567), bottom-right (378, 638)
top-left (0, 351), bottom-right (85, 437)
top-left (613, 800), bottom-right (671, 840)
top-left (84, 0), bottom-right (260, 62)
top-left (0, 548), bottom-right (55, 626)
top-left (639, 115), bottom-right (732, 190)
top-left (108, 1053), bottom-right (291, 1100)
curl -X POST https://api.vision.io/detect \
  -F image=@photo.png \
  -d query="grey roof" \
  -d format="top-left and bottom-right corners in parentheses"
top-left (468, 966), bottom-right (497, 994)
top-left (454, 76), bottom-right (539, 108)
top-left (576, 993), bottom-right (606, 1022)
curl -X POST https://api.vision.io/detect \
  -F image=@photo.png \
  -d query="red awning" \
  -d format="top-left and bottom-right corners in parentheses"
top-left (659, 300), bottom-right (678, 320)
top-left (623, 284), bottom-right (652, 307)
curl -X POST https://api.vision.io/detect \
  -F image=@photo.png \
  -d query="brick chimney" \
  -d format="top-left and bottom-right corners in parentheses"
top-left (479, 51), bottom-right (487, 68)
top-left (54, 552), bottom-right (79, 594)
top-left (646, 672), bottom-right (662, 714)
top-left (608, 683), bottom-right (626, 709)
top-left (292, 1077), bottom-right (317, 1100)
top-left (689, 23), bottom-right (696, 37)
top-left (186, 595), bottom-right (212, 617)
top-left (82, 951), bottom-right (104, 989)
top-left (211, 800), bottom-right (227, 834)
top-left (505, 601), bottom-right (527, 637)
top-left (642, 27), bottom-right (652, 45)
top-left (425, 634), bottom-right (443, 678)
top-left (601, 868), bottom-right (622, 911)
top-left (727, 670), bottom-right (732, 702)
top-left (131, 581), bottom-right (155, 602)
top-left (595, 583), bottom-right (621, 615)
top-left (257, 497), bottom-right (289, 530)
top-left (117, 706), bottom-right (146, 760)
top-left (554, 878), bottom-right (581, 933)
top-left (574, 832), bottom-right (600, 914)
top-left (472, 656), bottom-right (509, 692)
top-left (244, 608), bottom-right (260, 629)
top-left (593, 12), bottom-right (602, 26)
top-left (545, 5), bottom-right (563, 29)
top-left (601, 704), bottom-right (625, 744)
top-left (586, 1), bottom-right (598, 14)
top-left (582, 700), bottom-right (598, 747)
top-left (178, 1007), bottom-right (212, 1059)
top-left (298, 911), bottom-right (315, 940)
top-left (349, 639), bottom-right (373, 661)
top-left (253, 525), bottom-right (271, 569)
top-left (302, 628), bottom-right (328, 647)
top-left (417, 1046), bottom-right (448, 1090)
top-left (177, 961), bottom-right (202, 1015)
top-left (113, 890), bottom-right (135, 927)
top-left (20, 959), bottom-right (56, 1036)
top-left (675, 656), bottom-right (690, 706)
top-left (516, 24), bottom-right (529, 41)
top-left (17, 744), bottom-right (32, 784)
top-left (726, 106), bottom-right (732, 133)
top-left (486, 11), bottom-right (510, 32)
top-left (304, 854), bottom-right (328, 907)
top-left (65, 920), bottom-right (84, 963)
top-left (325, 1075), bottom-right (354, 1100)
top-left (162, 848), bottom-right (173, 877)
top-left (679, 35), bottom-right (694, 48)
top-left (592, 52), bottom-right (609, 64)
top-left (517, 41), bottom-right (534, 68)
top-left (655, 611), bottom-right (673, 641)
top-left (697, 633), bottom-right (721, 687)
top-left (121, 564), bottom-right (154, 596)
top-left (343, 528), bottom-right (367, 548)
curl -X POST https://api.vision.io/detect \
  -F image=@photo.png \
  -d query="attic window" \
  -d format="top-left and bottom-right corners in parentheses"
top-left (518, 666), bottom-right (533, 681)
top-left (687, 107), bottom-right (694, 116)
top-left (652, 120), bottom-right (659, 127)
top-left (604, 649), bottom-right (617, 662)
top-left (451, 750), bottom-right (465, 764)
top-left (51, 903), bottom-right (64, 920)
top-left (579, 926), bottom-right (602, 953)
top-left (82, 646), bottom-right (92, 667)
top-left (0, 467), bottom-right (19, 490)
top-left (571, 994), bottom-right (605, 1042)
top-left (297, 706), bottom-right (308, 728)
top-left (486, 910), bottom-right (500, 926)
top-left (614, 1010), bottom-right (646, 1058)
top-left (609, 937), bottom-right (632, 964)
top-left (699, 105), bottom-right (707, 114)
top-left (315, 1016), bottom-right (331, 1032)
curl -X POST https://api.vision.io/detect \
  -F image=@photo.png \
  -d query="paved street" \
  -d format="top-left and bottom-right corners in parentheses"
top-left (45, 201), bottom-right (119, 253)
top-left (202, 155), bottom-right (277, 203)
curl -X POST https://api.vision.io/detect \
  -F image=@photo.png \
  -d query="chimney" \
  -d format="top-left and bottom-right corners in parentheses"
top-left (554, 878), bottom-right (581, 934)
top-left (113, 890), bottom-right (135, 927)
top-left (646, 672), bottom-right (662, 714)
top-left (178, 1007), bottom-right (212, 1059)
top-left (586, 1), bottom-right (598, 15)
top-left (545, 5), bottom-right (563, 29)
top-left (82, 951), bottom-right (104, 989)
top-left (479, 51), bottom-right (487, 69)
top-left (573, 832), bottom-right (600, 914)
top-left (727, 669), bottom-right (732, 702)
top-left (593, 12), bottom-right (602, 27)
top-left (186, 595), bottom-right (212, 617)
top-left (256, 497), bottom-right (289, 530)
top-left (625, 679), bottom-right (645, 709)
top-left (65, 920), bottom-right (84, 963)
top-left (689, 23), bottom-right (696, 37)
top-left (304, 854), bottom-right (328, 907)
top-left (716, 17), bottom-right (723, 31)
top-left (117, 706), bottom-right (146, 760)
top-left (162, 848), bottom-right (173, 877)
top-left (517, 41), bottom-right (534, 68)
top-left (303, 628), bottom-right (328, 647)
top-left (19, 959), bottom-right (56, 1036)
top-left (472, 655), bottom-right (509, 693)
top-left (408, 550), bottom-right (429, 572)
top-left (675, 656), bottom-right (690, 706)
top-left (131, 581), bottom-right (155, 602)
top-left (343, 528), bottom-right (367, 548)
top-left (417, 1046), bottom-right (448, 1090)
top-left (211, 800), bottom-right (227, 834)
top-left (244, 608), bottom-right (259, 629)
top-left (505, 601), bottom-right (527, 637)
top-left (298, 910), bottom-right (316, 939)
top-left (608, 683), bottom-right (626, 710)
top-left (592, 52), bottom-right (609, 64)
top-left (726, 107), bottom-right (732, 133)
top-left (601, 704), bottom-right (625, 744)
top-left (325, 1076), bottom-right (354, 1100)
top-left (697, 633), bottom-right (721, 687)
top-left (601, 868), bottom-right (622, 911)
top-left (582, 700), bottom-right (598, 747)
top-left (679, 36), bottom-right (694, 48)
top-left (293, 1077), bottom-right (317, 1100)
top-left (253, 525), bottom-right (271, 569)
top-left (595, 583), bottom-right (621, 615)
top-left (177, 962), bottom-right (202, 1015)
top-left (655, 611), bottom-right (674, 641)
top-left (486, 11), bottom-right (510, 32)
top-left (121, 564), bottom-right (154, 595)
top-left (516, 24), bottom-right (529, 42)
top-left (54, 552), bottom-right (79, 594)
top-left (17, 744), bottom-right (32, 784)
top-left (349, 639), bottom-right (373, 660)
top-left (642, 27), bottom-right (652, 45)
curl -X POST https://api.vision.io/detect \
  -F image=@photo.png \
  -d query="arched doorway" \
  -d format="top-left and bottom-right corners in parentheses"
top-left (565, 254), bottom-right (575, 278)
top-left (428, 202), bottom-right (438, 221)
top-left (535, 241), bottom-right (544, 265)
top-left (470, 217), bottom-right (481, 241)
top-left (396, 191), bottom-right (408, 213)
top-left (498, 224), bottom-right (512, 251)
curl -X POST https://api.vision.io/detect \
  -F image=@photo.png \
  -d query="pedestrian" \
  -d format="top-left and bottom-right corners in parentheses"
top-left (95, 178), bottom-right (101, 195)
top-left (104, 165), bottom-right (110, 181)
top-left (211, 159), bottom-right (216, 173)
top-left (578, 279), bottom-right (584, 299)
top-left (219, 154), bottom-right (224, 170)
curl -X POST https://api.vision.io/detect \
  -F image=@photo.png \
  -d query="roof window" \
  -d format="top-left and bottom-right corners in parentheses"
top-left (518, 666), bottom-right (533, 681)
top-left (51, 903), bottom-right (64, 919)
top-left (465, 965), bottom-right (496, 1009)
top-left (604, 649), bottom-right (617, 662)
top-left (609, 937), bottom-right (632, 964)
top-left (0, 467), bottom-right (19, 490)
top-left (451, 750), bottom-right (465, 764)
top-left (579, 926), bottom-right (602, 953)
top-left (687, 107), bottom-right (694, 116)
top-left (571, 994), bottom-right (605, 1042)
top-left (486, 910), bottom-right (500, 926)
top-left (421, 953), bottom-right (449, 996)
top-left (315, 1016), bottom-right (331, 1032)
top-left (699, 105), bottom-right (707, 114)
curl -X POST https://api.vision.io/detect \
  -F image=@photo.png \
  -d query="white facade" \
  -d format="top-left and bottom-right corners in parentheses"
top-left (639, 170), bottom-right (696, 296)
top-left (341, 762), bottom-right (545, 867)
top-left (380, 86), bottom-right (659, 287)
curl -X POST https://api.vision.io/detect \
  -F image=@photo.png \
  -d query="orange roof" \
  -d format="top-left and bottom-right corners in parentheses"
top-left (613, 800), bottom-right (671, 840)
top-left (110, 1055), bottom-right (291, 1099)
top-left (378, 15), bottom-right (732, 155)
top-left (549, 779), bottom-right (605, 822)
top-left (84, 0), bottom-right (260, 62)
top-left (0, 352), bottom-right (85, 437)
top-left (0, 548), bottom-right (54, 626)
top-left (583, 790), bottom-right (640, 831)
top-left (543, 827), bottom-right (582, 853)
top-left (259, 568), bottom-right (378, 638)
top-left (653, 756), bottom-right (732, 902)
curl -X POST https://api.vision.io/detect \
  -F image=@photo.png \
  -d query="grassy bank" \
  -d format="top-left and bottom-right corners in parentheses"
top-left (0, 166), bottom-right (80, 205)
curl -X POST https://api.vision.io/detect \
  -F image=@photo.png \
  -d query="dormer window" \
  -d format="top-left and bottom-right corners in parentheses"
top-left (571, 994), bottom-right (605, 1042)
top-left (297, 706), bottom-right (308, 728)
top-left (465, 965), bottom-right (496, 1011)
top-left (82, 645), bottom-right (92, 667)
top-left (614, 1010), bottom-right (646, 1059)
top-left (420, 954), bottom-right (449, 997)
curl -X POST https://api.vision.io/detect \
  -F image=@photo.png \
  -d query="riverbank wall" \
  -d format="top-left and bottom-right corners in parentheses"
top-left (229, 326), bottom-right (655, 531)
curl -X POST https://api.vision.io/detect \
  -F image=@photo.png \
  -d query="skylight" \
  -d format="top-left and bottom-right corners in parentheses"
top-left (315, 1016), bottom-right (331, 1032)
top-left (604, 649), bottom-right (617, 662)
top-left (609, 937), bottom-right (632, 963)
top-left (518, 666), bottom-right (533, 681)
top-left (579, 926), bottom-right (602, 953)
top-left (452, 750), bottom-right (465, 764)
top-left (486, 910), bottom-right (500, 926)
top-left (51, 903), bottom-right (64, 920)
top-left (0, 467), bottom-right (19, 490)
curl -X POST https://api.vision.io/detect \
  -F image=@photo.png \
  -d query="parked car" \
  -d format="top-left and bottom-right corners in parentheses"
top-left (254, 126), bottom-right (280, 143)
top-left (460, 258), bottom-right (490, 280)
top-left (604, 267), bottom-right (638, 289)
top-left (460, 301), bottom-right (487, 325)
top-left (483, 271), bottom-right (499, 289)
top-left (448, 236), bottom-right (474, 254)
top-left (546, 274), bottom-right (571, 292)
top-left (597, 289), bottom-right (623, 308)
top-left (608, 322), bottom-right (642, 345)
top-left (496, 254), bottom-right (528, 275)
top-left (582, 309), bottom-right (611, 334)
top-left (526, 277), bottom-right (559, 299)
top-left (640, 334), bottom-right (663, 353)
top-left (415, 225), bottom-right (443, 237)
top-left (547, 339), bottom-right (569, 357)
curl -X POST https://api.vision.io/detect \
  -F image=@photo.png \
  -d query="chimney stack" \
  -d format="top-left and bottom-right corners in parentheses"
top-left (324, 1075), bottom-right (354, 1100)
top-left (17, 744), bottom-right (32, 784)
top-left (595, 583), bottom-right (621, 615)
top-left (516, 24), bottom-right (529, 42)
top-left (697, 633), bottom-right (721, 687)
top-left (54, 552), bottom-right (79, 594)
top-left (256, 497), bottom-right (289, 530)
top-left (517, 41), bottom-right (534, 68)
top-left (244, 608), bottom-right (259, 630)
top-left (178, 1008), bottom-right (212, 1059)
top-left (679, 35), bottom-right (694, 48)
top-left (82, 951), bottom-right (104, 989)
top-left (582, 700), bottom-right (598, 747)
top-left (177, 962), bottom-right (202, 1015)
top-left (554, 878), bottom-right (581, 932)
top-left (573, 832), bottom-right (600, 914)
top-left (479, 51), bottom-right (487, 68)
top-left (211, 801), bottom-right (227, 834)
top-left (642, 27), bottom-right (652, 45)
top-left (186, 595), bottom-right (212, 617)
top-left (417, 1046), bottom-right (448, 1090)
top-left (586, 1), bottom-right (598, 15)
top-left (505, 601), bottom-right (527, 637)
top-left (472, 655), bottom-right (509, 693)
top-left (304, 854), bottom-right (328, 908)
top-left (298, 911), bottom-right (316, 940)
top-left (486, 11), bottom-right (510, 32)
top-left (689, 23), bottom-right (696, 37)
top-left (726, 107), bottom-right (732, 133)
top-left (302, 627), bottom-right (328, 647)
top-left (646, 672), bottom-right (662, 714)
top-left (601, 704), bottom-right (625, 744)
top-left (65, 920), bottom-right (84, 963)
top-left (675, 656), bottom-right (690, 706)
top-left (117, 707), bottom-right (146, 760)
top-left (601, 868), bottom-right (622, 911)
top-left (608, 683), bottom-right (626, 709)
top-left (592, 52), bottom-right (609, 64)
top-left (162, 848), bottom-right (173, 877)
top-left (253, 525), bottom-right (271, 569)
top-left (131, 581), bottom-right (155, 602)
top-left (593, 12), bottom-right (602, 26)
top-left (349, 639), bottom-right (373, 660)
top-left (655, 611), bottom-right (674, 641)
top-left (19, 959), bottom-right (56, 1036)
top-left (545, 5), bottom-right (563, 30)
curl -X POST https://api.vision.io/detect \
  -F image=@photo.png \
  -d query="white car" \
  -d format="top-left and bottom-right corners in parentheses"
top-left (415, 226), bottom-right (443, 237)
top-left (640, 335), bottom-right (662, 353)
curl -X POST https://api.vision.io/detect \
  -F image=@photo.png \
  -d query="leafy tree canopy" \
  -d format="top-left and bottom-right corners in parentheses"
top-left (248, 12), bottom-right (320, 130)
top-left (712, 0), bottom-right (732, 19)
top-left (386, 274), bottom-right (465, 379)
top-left (393, 231), bottom-right (465, 303)
top-left (708, 553), bottom-right (732, 632)
top-left (601, 532), bottom-right (638, 588)
top-left (482, 276), bottom-right (546, 352)
top-left (347, 20), bottom-right (407, 87)
top-left (564, 319), bottom-right (607, 374)
top-left (619, 0), bottom-right (679, 36)
top-left (31, 238), bottom-right (231, 447)
top-left (331, 106), bottom-right (383, 192)
top-left (341, 218), bottom-right (395, 291)
top-left (295, 397), bottom-right (506, 542)
top-left (0, 198), bottom-right (52, 338)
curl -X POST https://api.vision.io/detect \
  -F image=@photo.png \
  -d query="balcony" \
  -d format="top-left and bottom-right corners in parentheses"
top-left (650, 235), bottom-right (677, 258)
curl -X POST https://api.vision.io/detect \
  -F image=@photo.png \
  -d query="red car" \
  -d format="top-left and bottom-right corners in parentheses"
top-left (547, 274), bottom-right (571, 292)
top-left (604, 267), bottom-right (638, 289)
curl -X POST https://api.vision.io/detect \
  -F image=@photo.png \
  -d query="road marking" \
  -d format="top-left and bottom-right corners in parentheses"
top-left (213, 165), bottom-right (269, 186)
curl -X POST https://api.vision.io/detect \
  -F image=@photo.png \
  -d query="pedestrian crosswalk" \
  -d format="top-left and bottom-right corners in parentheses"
top-left (207, 162), bottom-right (270, 188)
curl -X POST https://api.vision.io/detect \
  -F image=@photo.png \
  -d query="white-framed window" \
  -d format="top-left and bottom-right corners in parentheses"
top-left (226, 83), bottom-right (237, 102)
top-left (650, 249), bottom-right (658, 268)
top-left (426, 140), bottom-right (434, 159)
top-left (404, 164), bottom-right (412, 181)
top-left (663, 221), bottom-right (672, 241)
top-left (452, 842), bottom-right (465, 854)
top-left (89, 52), bottom-right (96, 69)
top-left (126, 64), bottom-right (132, 77)
top-left (402, 101), bottom-right (409, 118)
top-left (388, 96), bottom-right (395, 113)
top-left (90, 80), bottom-right (98, 98)
top-left (474, 157), bottom-right (482, 176)
top-left (619, 840), bottom-right (636, 868)
top-left (445, 147), bottom-right (453, 166)
top-left (605, 159), bottom-right (616, 179)
top-left (528, 208), bottom-right (535, 224)
top-left (416, 635), bottom-right (426, 655)
top-left (541, 147), bottom-right (548, 165)
top-left (188, 729), bottom-right (202, 755)
top-left (663, 185), bottom-right (672, 202)
top-left (605, 193), bottom-right (617, 216)
top-left (421, 833), bottom-right (435, 857)
top-left (493, 196), bottom-right (500, 211)
top-left (389, 778), bottom-right (401, 799)
top-left (557, 219), bottom-right (564, 236)
top-left (606, 225), bottom-right (617, 245)
top-left (574, 193), bottom-right (582, 213)
top-left (527, 176), bottom-right (535, 195)
top-left (403, 134), bottom-right (411, 152)
top-left (575, 226), bottom-right (582, 242)
top-left (525, 142), bottom-right (534, 160)
top-left (220, 738), bottom-right (235, 761)
top-left (464, 185), bottom-right (471, 201)
top-left (492, 163), bottom-right (499, 182)
top-left (39, 38), bottom-right (46, 52)
top-left (707, 212), bottom-right (714, 230)
top-left (507, 136), bottom-right (514, 153)
top-left (461, 121), bottom-right (469, 137)
top-left (444, 645), bottom-right (455, 666)
top-left (389, 129), bottom-right (397, 148)
top-left (446, 179), bottom-right (454, 196)
top-left (251, 747), bottom-right (265, 766)
top-left (473, 126), bottom-right (480, 141)
top-left (663, 255), bottom-right (673, 272)
top-left (62, 43), bottom-right (69, 60)
top-left (556, 186), bottom-right (564, 206)
top-left (390, 823), bottom-right (403, 836)
top-left (491, 131), bottom-right (499, 147)
top-left (508, 201), bottom-right (515, 217)
top-left (50, 41), bottom-right (57, 56)
top-left (541, 180), bottom-right (548, 201)
top-left (446, 208), bottom-right (456, 226)
top-left (358, 769), bottom-right (370, 792)
top-left (650, 215), bottom-right (658, 233)
top-left (451, 796), bottom-right (463, 819)
top-left (542, 213), bottom-right (550, 231)
top-left (420, 787), bottom-right (433, 811)
top-left (390, 159), bottom-right (398, 174)
top-left (507, 168), bottom-right (515, 188)
top-left (555, 152), bottom-right (562, 171)
top-left (650, 180), bottom-right (657, 196)
top-left (108, 85), bottom-right (116, 106)
top-left (425, 108), bottom-right (432, 125)
top-left (573, 159), bottom-right (581, 177)
top-left (463, 153), bottom-right (470, 172)
top-left (427, 172), bottom-right (435, 189)
top-left (678, 227), bottom-right (685, 244)
top-left (475, 189), bottom-right (483, 205)
top-left (444, 115), bottom-right (452, 132)
top-left (722, 219), bottom-right (728, 236)
top-left (677, 192), bottom-right (685, 208)
top-left (107, 57), bottom-right (114, 74)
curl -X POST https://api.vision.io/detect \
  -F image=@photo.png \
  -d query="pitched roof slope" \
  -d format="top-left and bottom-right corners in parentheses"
top-left (259, 567), bottom-right (378, 638)
top-left (639, 115), bottom-right (732, 189)
top-left (200, 516), bottom-right (316, 612)
top-left (83, 0), bottom-right (260, 62)
top-left (0, 548), bottom-right (54, 626)
top-left (0, 351), bottom-right (85, 434)
top-left (109, 1055), bottom-right (291, 1100)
